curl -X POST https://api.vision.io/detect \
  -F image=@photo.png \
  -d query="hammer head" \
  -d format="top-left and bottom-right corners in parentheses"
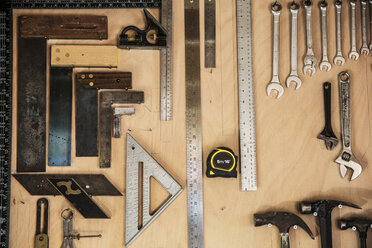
top-left (254, 212), bottom-right (314, 238)
top-left (339, 218), bottom-right (372, 233)
top-left (299, 200), bottom-right (362, 217)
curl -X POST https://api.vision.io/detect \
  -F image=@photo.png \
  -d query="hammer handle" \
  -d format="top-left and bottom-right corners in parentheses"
top-left (319, 215), bottom-right (333, 248)
top-left (359, 231), bottom-right (367, 248)
top-left (280, 233), bottom-right (290, 248)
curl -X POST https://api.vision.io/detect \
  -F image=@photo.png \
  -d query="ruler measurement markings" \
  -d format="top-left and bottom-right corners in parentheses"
top-left (204, 0), bottom-right (216, 68)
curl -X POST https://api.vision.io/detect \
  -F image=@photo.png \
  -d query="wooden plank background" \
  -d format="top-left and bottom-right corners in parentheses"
top-left (10, 0), bottom-right (372, 247)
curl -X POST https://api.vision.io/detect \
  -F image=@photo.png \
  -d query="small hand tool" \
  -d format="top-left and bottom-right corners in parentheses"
top-left (119, 9), bottom-right (167, 48)
top-left (317, 82), bottom-right (338, 150)
top-left (61, 209), bottom-right (102, 248)
top-left (360, 0), bottom-right (370, 55)
top-left (369, 0), bottom-right (372, 50)
top-left (349, 0), bottom-right (360, 60)
top-left (319, 0), bottom-right (331, 72)
top-left (333, 0), bottom-right (345, 66)
top-left (254, 212), bottom-right (314, 248)
top-left (339, 218), bottom-right (372, 248)
top-left (299, 200), bottom-right (362, 248)
top-left (34, 198), bottom-right (49, 248)
top-left (335, 71), bottom-right (362, 181)
top-left (206, 147), bottom-right (238, 178)
top-left (303, 0), bottom-right (317, 76)
top-left (267, 1), bottom-right (284, 98)
top-left (286, 1), bottom-right (302, 90)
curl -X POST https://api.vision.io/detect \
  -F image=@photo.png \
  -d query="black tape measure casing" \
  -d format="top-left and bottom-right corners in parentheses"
top-left (206, 147), bottom-right (238, 178)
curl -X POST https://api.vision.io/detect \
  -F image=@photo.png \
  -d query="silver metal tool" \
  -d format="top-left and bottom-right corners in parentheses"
top-left (369, 0), bottom-right (372, 50)
top-left (236, 0), bottom-right (257, 191)
top-left (303, 0), bottom-right (317, 76)
top-left (267, 2), bottom-right (284, 99)
top-left (286, 1), bottom-right (302, 90)
top-left (185, 0), bottom-right (205, 246)
top-left (349, 0), bottom-right (360, 60)
top-left (319, 1), bottom-right (331, 72)
top-left (335, 71), bottom-right (362, 181)
top-left (360, 0), bottom-right (370, 55)
top-left (125, 133), bottom-right (183, 247)
top-left (205, 0), bottom-right (216, 68)
top-left (61, 209), bottom-right (102, 248)
top-left (35, 198), bottom-right (49, 248)
top-left (160, 0), bottom-right (173, 121)
top-left (334, 0), bottom-right (345, 66)
top-left (113, 107), bottom-right (135, 138)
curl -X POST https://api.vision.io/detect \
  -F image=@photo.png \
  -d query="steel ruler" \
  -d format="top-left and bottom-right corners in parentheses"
top-left (204, 0), bottom-right (216, 68)
top-left (1, 0), bottom-right (162, 246)
top-left (185, 0), bottom-right (204, 247)
top-left (160, 0), bottom-right (173, 121)
top-left (236, 0), bottom-right (257, 191)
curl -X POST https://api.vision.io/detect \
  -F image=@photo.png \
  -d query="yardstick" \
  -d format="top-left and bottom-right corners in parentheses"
top-left (185, 0), bottom-right (204, 247)
top-left (236, 0), bottom-right (257, 191)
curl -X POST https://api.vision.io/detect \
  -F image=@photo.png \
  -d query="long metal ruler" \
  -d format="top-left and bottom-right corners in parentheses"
top-left (1, 0), bottom-right (162, 246)
top-left (236, 0), bottom-right (257, 191)
top-left (185, 0), bottom-right (204, 247)
top-left (204, 0), bottom-right (216, 68)
top-left (160, 0), bottom-right (173, 121)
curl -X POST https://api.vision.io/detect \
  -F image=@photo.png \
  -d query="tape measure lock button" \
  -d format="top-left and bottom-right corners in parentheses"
top-left (206, 147), bottom-right (238, 178)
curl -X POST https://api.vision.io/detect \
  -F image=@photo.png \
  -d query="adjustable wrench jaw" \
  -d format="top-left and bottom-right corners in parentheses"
top-left (335, 150), bottom-right (362, 180)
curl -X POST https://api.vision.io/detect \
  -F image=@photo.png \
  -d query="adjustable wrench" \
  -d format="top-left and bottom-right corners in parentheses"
top-left (267, 2), bottom-right (284, 99)
top-left (319, 1), bottom-right (331, 71)
top-left (286, 1), bottom-right (302, 90)
top-left (360, 0), bottom-right (370, 55)
top-left (335, 71), bottom-right (362, 181)
top-left (303, 0), bottom-right (317, 76)
top-left (349, 0), bottom-right (359, 60)
top-left (369, 0), bottom-right (372, 50)
top-left (333, 0), bottom-right (345, 66)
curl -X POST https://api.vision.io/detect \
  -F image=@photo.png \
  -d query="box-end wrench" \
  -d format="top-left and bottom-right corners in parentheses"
top-left (349, 0), bottom-right (360, 60)
top-left (333, 0), bottom-right (345, 66)
top-left (369, 0), bottom-right (372, 50)
top-left (267, 2), bottom-right (284, 99)
top-left (286, 1), bottom-right (302, 90)
top-left (360, 0), bottom-right (370, 55)
top-left (319, 1), bottom-right (331, 72)
top-left (335, 71), bottom-right (362, 181)
top-left (303, 0), bottom-right (317, 76)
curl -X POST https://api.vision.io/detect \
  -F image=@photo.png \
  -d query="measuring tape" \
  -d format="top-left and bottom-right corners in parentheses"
top-left (236, 0), bottom-right (257, 191)
top-left (185, 0), bottom-right (204, 247)
top-left (0, 1), bottom-right (161, 246)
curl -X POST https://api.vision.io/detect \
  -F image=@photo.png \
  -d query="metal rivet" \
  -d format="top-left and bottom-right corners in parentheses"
top-left (65, 53), bottom-right (70, 57)
top-left (338, 204), bottom-right (342, 209)
top-left (293, 225), bottom-right (298, 230)
top-left (352, 226), bottom-right (357, 231)
top-left (56, 57), bottom-right (60, 61)
top-left (268, 223), bottom-right (272, 227)
top-left (89, 82), bottom-right (94, 87)
top-left (313, 212), bottom-right (318, 217)
top-left (81, 75), bottom-right (86, 79)
top-left (89, 74), bottom-right (93, 78)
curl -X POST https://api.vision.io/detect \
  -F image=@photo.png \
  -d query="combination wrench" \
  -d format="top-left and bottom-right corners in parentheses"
top-left (286, 1), bottom-right (302, 90)
top-left (303, 0), bottom-right (317, 76)
top-left (335, 71), bottom-right (362, 181)
top-left (360, 0), bottom-right (370, 55)
top-left (334, 0), bottom-right (345, 66)
top-left (319, 1), bottom-right (331, 72)
top-left (267, 2), bottom-right (284, 99)
top-left (349, 0), bottom-right (359, 60)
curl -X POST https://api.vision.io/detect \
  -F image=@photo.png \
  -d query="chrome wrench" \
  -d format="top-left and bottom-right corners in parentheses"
top-left (349, 0), bottom-right (359, 60)
top-left (303, 0), bottom-right (317, 76)
top-left (334, 0), bottom-right (345, 66)
top-left (335, 71), bottom-right (362, 181)
top-left (267, 2), bottom-right (284, 98)
top-left (286, 1), bottom-right (302, 90)
top-left (360, 0), bottom-right (370, 55)
top-left (319, 1), bottom-right (331, 71)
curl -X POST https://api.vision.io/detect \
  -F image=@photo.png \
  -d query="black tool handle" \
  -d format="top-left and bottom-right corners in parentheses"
top-left (359, 231), bottom-right (367, 248)
top-left (319, 214), bottom-right (333, 248)
top-left (323, 82), bottom-right (332, 132)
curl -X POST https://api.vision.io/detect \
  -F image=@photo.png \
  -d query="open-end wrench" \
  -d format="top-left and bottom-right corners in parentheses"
top-left (335, 71), bottom-right (362, 181)
top-left (286, 1), bottom-right (302, 90)
top-left (349, 0), bottom-right (360, 60)
top-left (303, 0), bottom-right (317, 76)
top-left (267, 2), bottom-right (284, 99)
top-left (334, 0), bottom-right (345, 66)
top-left (317, 82), bottom-right (338, 150)
top-left (319, 1), bottom-right (331, 71)
top-left (360, 0), bottom-right (370, 55)
top-left (369, 0), bottom-right (372, 50)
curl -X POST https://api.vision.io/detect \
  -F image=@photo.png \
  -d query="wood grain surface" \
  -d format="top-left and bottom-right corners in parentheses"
top-left (10, 0), bottom-right (372, 247)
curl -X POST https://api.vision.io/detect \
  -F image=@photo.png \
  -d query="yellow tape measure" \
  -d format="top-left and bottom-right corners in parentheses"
top-left (206, 147), bottom-right (238, 178)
